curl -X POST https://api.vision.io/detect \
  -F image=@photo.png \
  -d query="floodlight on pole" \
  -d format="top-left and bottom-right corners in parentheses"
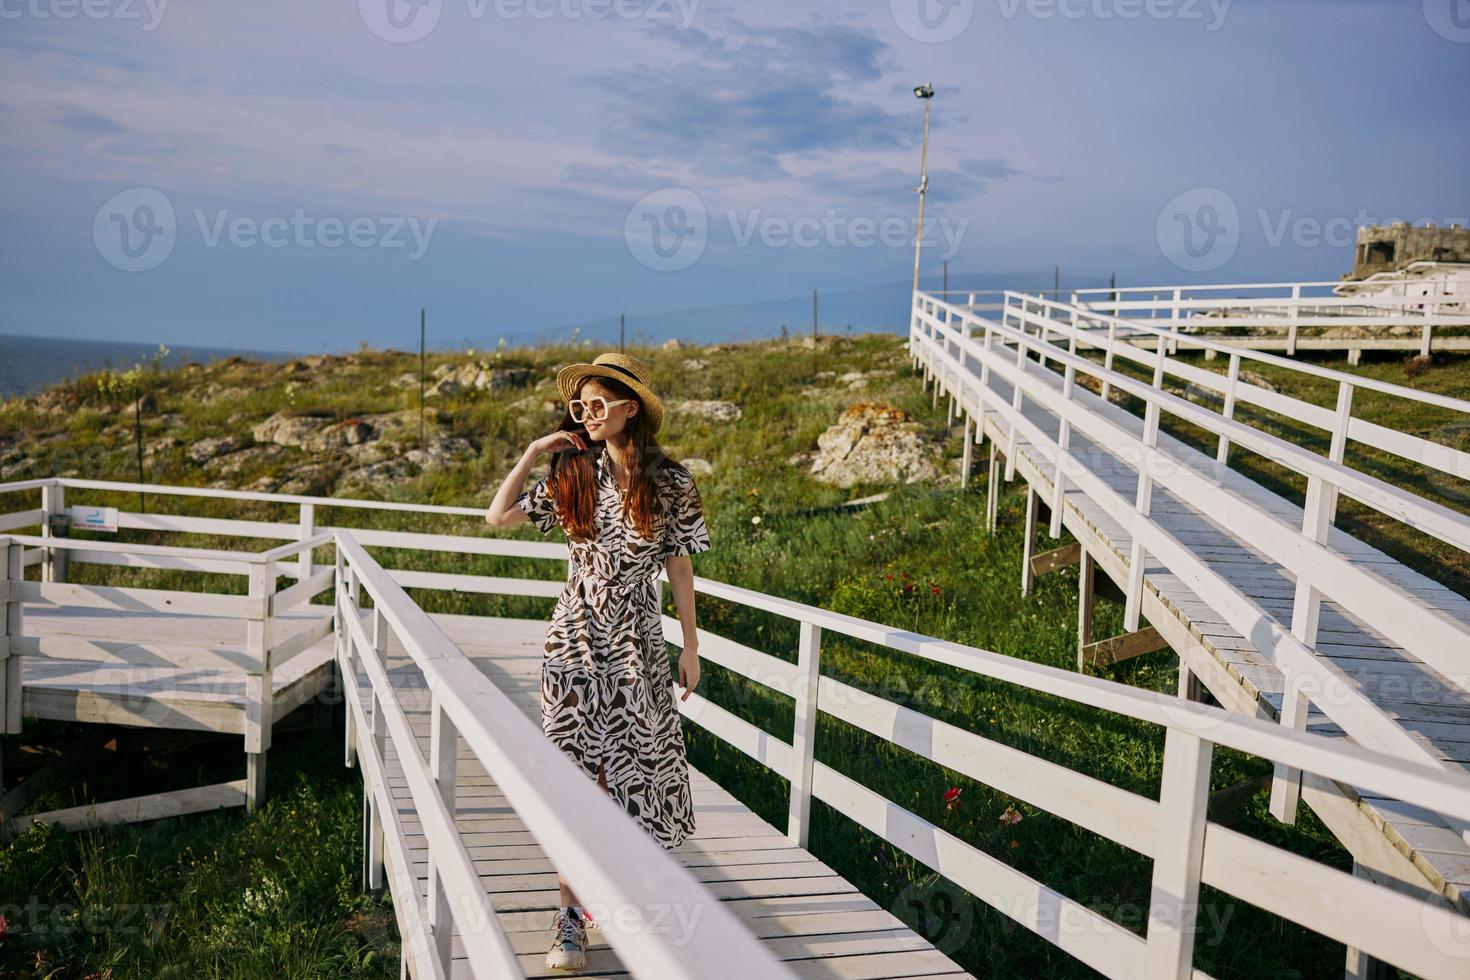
top-left (911, 83), bottom-right (935, 299)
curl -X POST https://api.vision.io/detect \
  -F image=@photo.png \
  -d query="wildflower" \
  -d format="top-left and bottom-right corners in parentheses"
top-left (884, 574), bottom-right (893, 581)
top-left (999, 804), bottom-right (1023, 826)
top-left (900, 571), bottom-right (909, 578)
top-left (0, 913), bottom-right (7, 938)
top-left (903, 583), bottom-right (914, 593)
top-left (943, 787), bottom-right (962, 811)
top-left (931, 585), bottom-right (941, 595)
top-left (751, 515), bottom-right (762, 525)
top-left (1009, 839), bottom-right (1020, 849)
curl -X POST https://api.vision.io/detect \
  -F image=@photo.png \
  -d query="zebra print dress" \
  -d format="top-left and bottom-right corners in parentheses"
top-left (515, 450), bottom-right (710, 850)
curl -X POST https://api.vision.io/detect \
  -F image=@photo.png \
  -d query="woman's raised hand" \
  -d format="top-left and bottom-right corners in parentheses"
top-left (530, 430), bottom-right (587, 456)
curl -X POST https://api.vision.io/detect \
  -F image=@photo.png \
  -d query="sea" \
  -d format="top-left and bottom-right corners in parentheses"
top-left (0, 333), bottom-right (296, 400)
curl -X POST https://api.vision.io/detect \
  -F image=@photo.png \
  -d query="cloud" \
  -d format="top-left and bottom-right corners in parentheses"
top-left (589, 16), bottom-right (908, 178)
top-left (58, 109), bottom-right (126, 135)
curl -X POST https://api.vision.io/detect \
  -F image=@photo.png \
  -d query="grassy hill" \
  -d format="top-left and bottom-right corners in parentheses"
top-left (1, 334), bottom-right (1466, 979)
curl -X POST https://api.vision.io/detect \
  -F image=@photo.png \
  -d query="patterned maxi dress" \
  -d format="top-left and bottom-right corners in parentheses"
top-left (514, 450), bottom-right (710, 849)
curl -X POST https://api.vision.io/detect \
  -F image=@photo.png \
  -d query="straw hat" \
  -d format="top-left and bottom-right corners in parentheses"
top-left (556, 352), bottom-right (664, 432)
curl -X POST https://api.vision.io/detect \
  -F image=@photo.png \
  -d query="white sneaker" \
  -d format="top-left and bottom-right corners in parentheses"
top-left (545, 907), bottom-right (588, 971)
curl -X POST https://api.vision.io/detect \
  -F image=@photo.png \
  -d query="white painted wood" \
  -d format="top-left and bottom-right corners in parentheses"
top-left (787, 621), bottom-right (821, 847)
top-left (41, 482), bottom-right (63, 584)
top-left (1145, 729), bottom-right (1212, 978)
top-left (244, 562), bottom-right (274, 813)
top-left (0, 508), bottom-right (43, 532)
top-left (429, 692), bottom-right (459, 970)
top-left (2, 540), bottom-right (19, 733)
top-left (14, 580), bottom-right (257, 619)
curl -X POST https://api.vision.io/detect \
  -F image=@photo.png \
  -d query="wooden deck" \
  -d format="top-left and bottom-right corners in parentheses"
top-left (352, 610), bottom-right (976, 980)
top-left (940, 333), bottom-right (1470, 914)
top-left (18, 604), bottom-right (337, 732)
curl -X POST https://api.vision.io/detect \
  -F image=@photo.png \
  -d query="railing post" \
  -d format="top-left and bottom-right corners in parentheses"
top-left (787, 620), bottom-right (822, 849)
top-left (367, 604), bottom-right (388, 891)
top-left (1021, 487), bottom-right (1039, 596)
top-left (1049, 359), bottom-right (1076, 539)
top-left (1, 539), bottom-right (22, 734)
top-left (1146, 727), bottom-right (1212, 978)
top-left (245, 560), bottom-right (276, 814)
top-left (1215, 352), bottom-right (1242, 465)
top-left (1286, 284), bottom-right (1301, 356)
top-left (1004, 296), bottom-right (1028, 483)
top-left (298, 502), bottom-right (316, 583)
top-left (40, 481), bottom-right (64, 583)
top-left (429, 689), bottom-right (459, 969)
top-left (1101, 320), bottom-right (1118, 402)
top-left (1124, 337), bottom-right (1168, 633)
top-left (1169, 288), bottom-right (1182, 354)
top-left (1270, 380), bottom-right (1354, 824)
top-left (337, 549), bottom-right (357, 770)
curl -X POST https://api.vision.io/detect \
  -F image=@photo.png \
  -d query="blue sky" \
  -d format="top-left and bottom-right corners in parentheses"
top-left (0, 0), bottom-right (1466, 353)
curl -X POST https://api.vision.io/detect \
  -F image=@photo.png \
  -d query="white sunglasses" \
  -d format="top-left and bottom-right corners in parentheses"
top-left (569, 396), bottom-right (632, 421)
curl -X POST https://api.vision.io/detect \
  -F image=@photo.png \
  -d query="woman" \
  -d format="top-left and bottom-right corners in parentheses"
top-left (484, 352), bottom-right (710, 972)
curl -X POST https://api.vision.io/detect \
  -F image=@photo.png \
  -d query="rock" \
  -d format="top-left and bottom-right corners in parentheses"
top-left (426, 378), bottom-right (464, 398)
top-left (252, 412), bottom-right (374, 451)
top-left (336, 459), bottom-right (414, 495)
top-left (683, 359), bottom-right (708, 371)
top-left (678, 457), bottom-right (714, 477)
top-left (808, 402), bottom-right (942, 488)
top-left (188, 435), bottom-right (242, 464)
top-left (145, 436), bottom-right (182, 460)
top-left (671, 399), bottom-right (742, 422)
top-left (663, 338), bottom-right (684, 350)
top-left (277, 463), bottom-right (337, 495)
top-left (204, 444), bottom-right (289, 477)
top-left (242, 474), bottom-right (280, 494)
top-left (395, 372), bottom-right (419, 389)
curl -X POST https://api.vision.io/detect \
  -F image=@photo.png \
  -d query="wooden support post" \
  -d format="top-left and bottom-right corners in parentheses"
top-left (244, 562), bottom-right (275, 814)
top-left (1076, 549), bottom-right (1095, 673)
top-left (367, 605), bottom-right (388, 891)
top-left (1271, 381), bottom-right (1354, 825)
top-left (2, 540), bottom-right (22, 734)
top-left (429, 692), bottom-right (458, 969)
top-left (1004, 300), bottom-right (1028, 483)
top-left (961, 416), bottom-right (974, 490)
top-left (1343, 861), bottom-right (1392, 980)
top-left (1146, 728), bottom-right (1212, 978)
top-left (1021, 488), bottom-right (1039, 597)
top-left (298, 502), bottom-right (316, 584)
top-left (986, 452), bottom-right (1001, 533)
top-left (787, 621), bottom-right (822, 848)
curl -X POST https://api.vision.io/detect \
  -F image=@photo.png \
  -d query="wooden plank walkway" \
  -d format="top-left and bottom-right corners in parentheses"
top-left (17, 604), bottom-right (336, 732)
top-left (938, 331), bottom-right (1470, 912)
top-left (351, 610), bottom-right (976, 980)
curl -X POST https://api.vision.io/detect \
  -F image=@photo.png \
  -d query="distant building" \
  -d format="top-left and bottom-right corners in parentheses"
top-left (1336, 222), bottom-right (1469, 309)
top-left (1347, 221), bottom-right (1470, 279)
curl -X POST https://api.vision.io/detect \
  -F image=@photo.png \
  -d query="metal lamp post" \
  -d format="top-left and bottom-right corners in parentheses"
top-left (911, 83), bottom-right (935, 298)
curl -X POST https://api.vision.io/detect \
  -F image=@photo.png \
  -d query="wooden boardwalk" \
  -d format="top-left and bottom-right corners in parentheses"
top-left (935, 327), bottom-right (1470, 914)
top-left (17, 604), bottom-right (336, 732)
top-left (350, 609), bottom-right (976, 980)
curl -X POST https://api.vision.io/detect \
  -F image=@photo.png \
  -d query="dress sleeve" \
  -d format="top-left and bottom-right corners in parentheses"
top-left (662, 471), bottom-right (711, 560)
top-left (514, 475), bottom-right (559, 534)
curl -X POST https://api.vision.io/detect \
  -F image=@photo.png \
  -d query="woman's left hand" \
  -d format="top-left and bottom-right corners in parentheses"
top-left (677, 645), bottom-right (700, 701)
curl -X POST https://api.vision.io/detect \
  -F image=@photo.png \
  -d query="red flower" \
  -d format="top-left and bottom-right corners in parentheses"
top-left (943, 786), bottom-right (962, 811)
top-left (900, 571), bottom-right (909, 578)
top-left (903, 583), bottom-right (914, 593)
top-left (931, 585), bottom-right (941, 595)
top-left (884, 574), bottom-right (893, 581)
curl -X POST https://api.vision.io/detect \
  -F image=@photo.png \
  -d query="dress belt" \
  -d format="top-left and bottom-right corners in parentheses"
top-left (566, 564), bottom-right (657, 595)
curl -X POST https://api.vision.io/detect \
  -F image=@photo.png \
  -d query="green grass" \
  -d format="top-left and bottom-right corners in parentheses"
top-left (2, 335), bottom-right (1464, 978)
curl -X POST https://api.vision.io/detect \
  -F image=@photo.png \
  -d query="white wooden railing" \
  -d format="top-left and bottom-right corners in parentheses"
top-left (910, 288), bottom-right (1470, 825)
top-left (4, 467), bottom-right (1470, 975)
top-left (1070, 278), bottom-right (1469, 356)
